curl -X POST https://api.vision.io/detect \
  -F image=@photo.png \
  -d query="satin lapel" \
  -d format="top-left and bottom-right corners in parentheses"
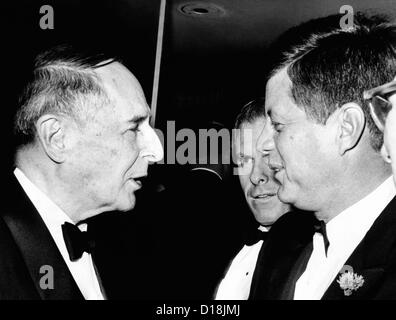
top-left (259, 239), bottom-right (309, 299)
top-left (323, 196), bottom-right (396, 300)
top-left (2, 174), bottom-right (84, 300)
top-left (271, 212), bottom-right (317, 300)
top-left (249, 212), bottom-right (316, 299)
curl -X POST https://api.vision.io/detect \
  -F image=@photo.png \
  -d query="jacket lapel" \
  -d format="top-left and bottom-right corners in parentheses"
top-left (323, 195), bottom-right (396, 299)
top-left (2, 174), bottom-right (84, 300)
top-left (249, 211), bottom-right (317, 299)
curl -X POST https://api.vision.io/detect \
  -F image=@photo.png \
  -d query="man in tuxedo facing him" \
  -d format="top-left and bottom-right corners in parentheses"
top-left (0, 45), bottom-right (163, 299)
top-left (214, 99), bottom-right (291, 299)
top-left (257, 15), bottom-right (396, 299)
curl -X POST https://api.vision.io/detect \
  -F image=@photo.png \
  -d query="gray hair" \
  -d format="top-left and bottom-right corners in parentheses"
top-left (14, 45), bottom-right (119, 145)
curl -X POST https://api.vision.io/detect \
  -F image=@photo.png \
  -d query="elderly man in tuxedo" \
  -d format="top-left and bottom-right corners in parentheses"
top-left (0, 45), bottom-right (163, 299)
top-left (256, 15), bottom-right (396, 299)
top-left (214, 99), bottom-right (291, 299)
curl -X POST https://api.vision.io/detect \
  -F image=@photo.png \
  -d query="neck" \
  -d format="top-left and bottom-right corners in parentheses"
top-left (315, 153), bottom-right (392, 223)
top-left (15, 148), bottom-right (99, 223)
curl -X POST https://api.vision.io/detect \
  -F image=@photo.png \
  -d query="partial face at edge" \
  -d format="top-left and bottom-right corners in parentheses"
top-left (384, 93), bottom-right (396, 184)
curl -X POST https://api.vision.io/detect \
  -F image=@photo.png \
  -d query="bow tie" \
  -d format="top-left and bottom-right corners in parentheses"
top-left (62, 222), bottom-right (96, 262)
top-left (313, 219), bottom-right (330, 256)
top-left (244, 228), bottom-right (269, 246)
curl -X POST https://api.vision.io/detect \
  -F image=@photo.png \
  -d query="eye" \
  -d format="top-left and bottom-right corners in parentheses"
top-left (125, 125), bottom-right (141, 140)
top-left (128, 125), bottom-right (140, 133)
top-left (237, 155), bottom-right (252, 168)
top-left (272, 121), bottom-right (284, 133)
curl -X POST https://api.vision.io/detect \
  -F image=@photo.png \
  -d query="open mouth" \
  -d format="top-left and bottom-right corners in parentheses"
top-left (130, 175), bottom-right (147, 188)
top-left (250, 193), bottom-right (277, 200)
top-left (134, 179), bottom-right (143, 187)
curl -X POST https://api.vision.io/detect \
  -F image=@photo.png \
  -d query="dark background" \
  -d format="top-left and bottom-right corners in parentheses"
top-left (4, 0), bottom-right (396, 151)
top-left (2, 0), bottom-right (396, 299)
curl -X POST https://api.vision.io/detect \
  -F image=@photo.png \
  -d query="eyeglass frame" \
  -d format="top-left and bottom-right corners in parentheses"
top-left (363, 80), bottom-right (396, 132)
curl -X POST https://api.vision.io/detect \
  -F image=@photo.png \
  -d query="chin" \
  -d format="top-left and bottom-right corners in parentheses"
top-left (254, 211), bottom-right (283, 226)
top-left (115, 195), bottom-right (136, 212)
top-left (255, 216), bottom-right (276, 226)
top-left (252, 209), bottom-right (274, 225)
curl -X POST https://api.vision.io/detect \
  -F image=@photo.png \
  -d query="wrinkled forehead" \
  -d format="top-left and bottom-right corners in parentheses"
top-left (94, 61), bottom-right (149, 117)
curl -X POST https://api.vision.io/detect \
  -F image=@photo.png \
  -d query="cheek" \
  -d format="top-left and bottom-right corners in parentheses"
top-left (276, 133), bottom-right (298, 164)
top-left (239, 175), bottom-right (250, 192)
top-left (73, 139), bottom-right (119, 177)
top-left (280, 133), bottom-right (321, 181)
top-left (92, 146), bottom-right (118, 168)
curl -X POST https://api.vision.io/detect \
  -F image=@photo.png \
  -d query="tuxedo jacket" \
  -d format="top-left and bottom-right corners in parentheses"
top-left (0, 173), bottom-right (84, 300)
top-left (251, 197), bottom-right (396, 300)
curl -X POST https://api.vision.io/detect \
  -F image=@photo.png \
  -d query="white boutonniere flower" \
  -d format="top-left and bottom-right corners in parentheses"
top-left (337, 270), bottom-right (365, 296)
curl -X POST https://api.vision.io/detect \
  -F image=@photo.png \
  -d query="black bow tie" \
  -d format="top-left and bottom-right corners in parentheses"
top-left (313, 219), bottom-right (330, 256)
top-left (62, 222), bottom-right (96, 262)
top-left (244, 228), bottom-right (269, 246)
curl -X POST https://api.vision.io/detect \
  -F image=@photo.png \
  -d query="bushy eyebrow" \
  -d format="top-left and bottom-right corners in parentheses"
top-left (267, 109), bottom-right (284, 122)
top-left (127, 113), bottom-right (149, 124)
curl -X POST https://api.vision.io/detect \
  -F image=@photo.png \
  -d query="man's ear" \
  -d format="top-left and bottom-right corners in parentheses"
top-left (35, 114), bottom-right (66, 163)
top-left (337, 102), bottom-right (366, 155)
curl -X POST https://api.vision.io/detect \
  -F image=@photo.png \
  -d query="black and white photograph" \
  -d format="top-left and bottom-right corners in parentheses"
top-left (2, 0), bottom-right (396, 308)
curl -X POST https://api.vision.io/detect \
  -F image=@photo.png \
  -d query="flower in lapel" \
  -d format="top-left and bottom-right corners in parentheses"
top-left (337, 269), bottom-right (365, 296)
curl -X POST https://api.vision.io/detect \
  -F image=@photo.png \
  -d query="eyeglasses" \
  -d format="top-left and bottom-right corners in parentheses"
top-left (363, 80), bottom-right (396, 132)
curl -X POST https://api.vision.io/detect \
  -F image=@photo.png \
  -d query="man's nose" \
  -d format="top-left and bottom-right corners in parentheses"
top-left (249, 158), bottom-right (269, 186)
top-left (139, 126), bottom-right (164, 163)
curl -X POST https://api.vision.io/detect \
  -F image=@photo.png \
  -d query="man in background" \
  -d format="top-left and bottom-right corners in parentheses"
top-left (215, 99), bottom-right (291, 299)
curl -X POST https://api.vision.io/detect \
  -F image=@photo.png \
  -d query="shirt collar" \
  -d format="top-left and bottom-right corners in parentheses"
top-left (13, 168), bottom-right (86, 230)
top-left (326, 175), bottom-right (395, 251)
top-left (258, 225), bottom-right (270, 232)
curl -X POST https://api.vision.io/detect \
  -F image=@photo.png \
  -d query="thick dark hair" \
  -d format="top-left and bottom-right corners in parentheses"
top-left (14, 45), bottom-right (119, 145)
top-left (234, 97), bottom-right (266, 129)
top-left (270, 13), bottom-right (396, 151)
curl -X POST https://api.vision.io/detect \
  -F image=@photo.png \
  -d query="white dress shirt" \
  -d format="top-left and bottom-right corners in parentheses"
top-left (14, 168), bottom-right (105, 300)
top-left (294, 176), bottom-right (396, 300)
top-left (215, 226), bottom-right (269, 300)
